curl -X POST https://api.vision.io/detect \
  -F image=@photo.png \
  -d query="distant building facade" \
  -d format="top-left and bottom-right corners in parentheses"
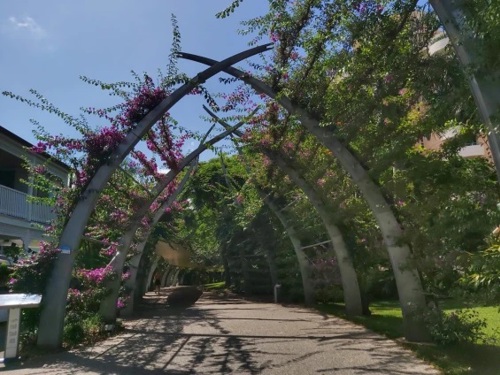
top-left (0, 126), bottom-right (70, 253)
top-left (421, 128), bottom-right (493, 162)
top-left (422, 31), bottom-right (492, 162)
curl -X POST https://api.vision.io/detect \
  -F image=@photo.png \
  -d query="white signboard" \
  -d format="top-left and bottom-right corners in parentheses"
top-left (0, 294), bottom-right (42, 308)
top-left (0, 293), bottom-right (42, 361)
top-left (4, 308), bottom-right (20, 359)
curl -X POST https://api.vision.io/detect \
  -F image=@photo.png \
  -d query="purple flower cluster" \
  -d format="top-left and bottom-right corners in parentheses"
top-left (115, 78), bottom-right (167, 128)
top-left (84, 126), bottom-right (125, 161)
top-left (78, 266), bottom-right (114, 285)
top-left (116, 297), bottom-right (127, 309)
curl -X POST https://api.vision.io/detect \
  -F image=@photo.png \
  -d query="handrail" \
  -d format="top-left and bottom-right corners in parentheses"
top-left (0, 184), bottom-right (53, 224)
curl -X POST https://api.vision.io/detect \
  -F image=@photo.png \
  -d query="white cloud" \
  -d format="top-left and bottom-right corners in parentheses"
top-left (7, 16), bottom-right (47, 39)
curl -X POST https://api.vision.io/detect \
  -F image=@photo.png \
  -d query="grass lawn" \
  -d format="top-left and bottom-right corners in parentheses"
top-left (203, 281), bottom-right (226, 291)
top-left (316, 300), bottom-right (500, 375)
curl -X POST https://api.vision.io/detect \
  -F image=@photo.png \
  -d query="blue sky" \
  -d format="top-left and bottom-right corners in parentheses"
top-left (0, 1), bottom-right (268, 158)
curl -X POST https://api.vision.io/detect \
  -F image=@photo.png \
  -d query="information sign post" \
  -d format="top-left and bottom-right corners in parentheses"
top-left (0, 294), bottom-right (42, 362)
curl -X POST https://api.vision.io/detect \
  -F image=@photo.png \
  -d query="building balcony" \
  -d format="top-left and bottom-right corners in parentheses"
top-left (428, 31), bottom-right (449, 56)
top-left (0, 184), bottom-right (54, 224)
top-left (459, 144), bottom-right (485, 158)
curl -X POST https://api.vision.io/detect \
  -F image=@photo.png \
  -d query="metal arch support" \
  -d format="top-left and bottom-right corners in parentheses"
top-left (429, 0), bottom-right (500, 183)
top-left (146, 256), bottom-right (161, 293)
top-left (180, 52), bottom-right (432, 342)
top-left (37, 43), bottom-right (273, 349)
top-left (101, 119), bottom-right (249, 322)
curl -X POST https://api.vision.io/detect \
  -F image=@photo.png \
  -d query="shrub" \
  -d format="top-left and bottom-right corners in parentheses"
top-left (422, 307), bottom-right (487, 346)
top-left (62, 267), bottom-right (116, 347)
top-left (460, 243), bottom-right (500, 304)
top-left (9, 246), bottom-right (59, 333)
top-left (0, 263), bottom-right (11, 291)
top-left (9, 246), bottom-right (59, 295)
top-left (63, 315), bottom-right (86, 346)
top-left (315, 286), bottom-right (344, 304)
top-left (64, 312), bottom-right (104, 347)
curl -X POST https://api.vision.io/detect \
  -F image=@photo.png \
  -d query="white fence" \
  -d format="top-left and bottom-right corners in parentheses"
top-left (0, 184), bottom-right (54, 224)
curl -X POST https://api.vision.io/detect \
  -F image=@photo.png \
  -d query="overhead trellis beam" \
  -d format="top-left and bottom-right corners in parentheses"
top-left (300, 240), bottom-right (332, 251)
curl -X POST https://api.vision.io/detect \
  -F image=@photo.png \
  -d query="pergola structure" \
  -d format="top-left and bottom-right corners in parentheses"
top-left (29, 0), bottom-right (499, 350)
top-left (37, 44), bottom-right (273, 348)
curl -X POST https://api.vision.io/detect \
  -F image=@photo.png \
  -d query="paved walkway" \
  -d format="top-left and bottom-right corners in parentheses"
top-left (3, 288), bottom-right (440, 374)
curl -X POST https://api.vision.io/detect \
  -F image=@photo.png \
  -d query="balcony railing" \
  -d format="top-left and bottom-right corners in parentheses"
top-left (459, 144), bottom-right (485, 158)
top-left (0, 184), bottom-right (54, 224)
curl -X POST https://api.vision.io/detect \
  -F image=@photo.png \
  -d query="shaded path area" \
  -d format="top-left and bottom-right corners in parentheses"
top-left (3, 288), bottom-right (440, 374)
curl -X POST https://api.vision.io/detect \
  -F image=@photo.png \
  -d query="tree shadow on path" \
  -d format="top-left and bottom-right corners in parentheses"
top-left (2, 288), bottom-right (441, 374)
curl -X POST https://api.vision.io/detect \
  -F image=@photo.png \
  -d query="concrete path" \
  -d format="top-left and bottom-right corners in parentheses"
top-left (2, 289), bottom-right (440, 374)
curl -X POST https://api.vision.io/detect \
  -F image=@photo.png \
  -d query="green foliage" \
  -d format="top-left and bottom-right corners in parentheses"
top-left (422, 308), bottom-right (487, 346)
top-left (216, 0), bottom-right (245, 19)
top-left (9, 248), bottom-right (59, 295)
top-left (61, 268), bottom-right (115, 347)
top-left (462, 0), bottom-right (500, 72)
top-left (460, 241), bottom-right (500, 303)
top-left (315, 285), bottom-right (344, 304)
top-left (204, 281), bottom-right (226, 290)
top-left (75, 240), bottom-right (109, 269)
top-left (3, 243), bottom-right (22, 260)
top-left (0, 263), bottom-right (11, 290)
top-left (8, 247), bottom-right (59, 337)
top-left (64, 312), bottom-right (104, 347)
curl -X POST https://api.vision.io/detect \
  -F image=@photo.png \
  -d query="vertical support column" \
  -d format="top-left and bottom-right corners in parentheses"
top-left (145, 256), bottom-right (159, 294)
top-left (161, 266), bottom-right (170, 286)
top-left (27, 157), bottom-right (34, 223)
top-left (171, 269), bottom-right (180, 286)
top-left (273, 284), bottom-right (281, 304)
top-left (21, 234), bottom-right (31, 253)
top-left (4, 308), bottom-right (21, 361)
top-left (120, 253), bottom-right (141, 317)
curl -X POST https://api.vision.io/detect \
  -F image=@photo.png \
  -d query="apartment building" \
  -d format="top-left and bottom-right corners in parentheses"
top-left (421, 128), bottom-right (493, 161)
top-left (0, 125), bottom-right (70, 254)
top-left (422, 31), bottom-right (492, 161)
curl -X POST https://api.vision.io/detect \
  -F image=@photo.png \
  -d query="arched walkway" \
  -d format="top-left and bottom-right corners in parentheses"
top-left (3, 288), bottom-right (439, 374)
